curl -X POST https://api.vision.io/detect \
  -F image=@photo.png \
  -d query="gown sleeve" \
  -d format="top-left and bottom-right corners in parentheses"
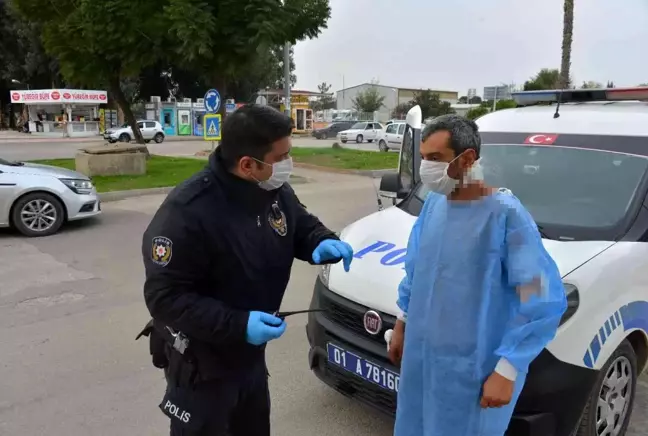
top-left (494, 198), bottom-right (567, 379)
top-left (396, 196), bottom-right (431, 322)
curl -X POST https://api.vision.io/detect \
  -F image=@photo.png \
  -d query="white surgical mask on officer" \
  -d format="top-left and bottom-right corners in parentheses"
top-left (253, 157), bottom-right (293, 191)
top-left (419, 155), bottom-right (483, 196)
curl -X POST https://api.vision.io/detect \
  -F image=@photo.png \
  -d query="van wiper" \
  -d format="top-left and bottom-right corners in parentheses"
top-left (537, 224), bottom-right (551, 240)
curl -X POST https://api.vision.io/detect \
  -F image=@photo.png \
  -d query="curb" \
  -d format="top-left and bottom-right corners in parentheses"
top-left (294, 162), bottom-right (395, 178)
top-left (98, 176), bottom-right (311, 202)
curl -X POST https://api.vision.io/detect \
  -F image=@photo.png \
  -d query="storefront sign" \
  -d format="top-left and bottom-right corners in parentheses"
top-left (290, 95), bottom-right (309, 104)
top-left (177, 102), bottom-right (192, 108)
top-left (9, 89), bottom-right (108, 104)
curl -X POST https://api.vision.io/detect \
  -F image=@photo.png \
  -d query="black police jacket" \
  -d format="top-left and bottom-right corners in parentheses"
top-left (142, 149), bottom-right (338, 380)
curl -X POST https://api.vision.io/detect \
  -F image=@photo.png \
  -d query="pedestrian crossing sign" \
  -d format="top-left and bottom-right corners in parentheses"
top-left (203, 114), bottom-right (222, 141)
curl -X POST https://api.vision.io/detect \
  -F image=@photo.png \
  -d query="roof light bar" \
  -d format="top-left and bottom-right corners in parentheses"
top-left (511, 87), bottom-right (648, 106)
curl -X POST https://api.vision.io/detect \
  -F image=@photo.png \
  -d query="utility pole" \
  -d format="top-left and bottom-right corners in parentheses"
top-left (283, 42), bottom-right (291, 118)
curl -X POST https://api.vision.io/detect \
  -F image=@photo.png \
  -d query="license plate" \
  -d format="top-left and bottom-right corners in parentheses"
top-left (326, 343), bottom-right (399, 393)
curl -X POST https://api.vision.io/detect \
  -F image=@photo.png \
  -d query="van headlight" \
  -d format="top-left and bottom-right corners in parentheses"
top-left (60, 178), bottom-right (94, 194)
top-left (319, 264), bottom-right (331, 287)
top-left (559, 283), bottom-right (579, 326)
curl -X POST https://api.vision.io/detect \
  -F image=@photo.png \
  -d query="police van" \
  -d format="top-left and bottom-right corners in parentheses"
top-left (306, 87), bottom-right (648, 436)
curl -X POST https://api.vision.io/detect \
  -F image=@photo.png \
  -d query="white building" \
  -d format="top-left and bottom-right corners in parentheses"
top-left (483, 85), bottom-right (512, 101)
top-left (336, 83), bottom-right (458, 122)
top-left (467, 88), bottom-right (477, 100)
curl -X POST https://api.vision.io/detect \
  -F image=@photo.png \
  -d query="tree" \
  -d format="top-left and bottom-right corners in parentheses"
top-left (469, 96), bottom-right (482, 104)
top-left (271, 45), bottom-right (296, 90)
top-left (11, 0), bottom-right (174, 146)
top-left (412, 90), bottom-right (455, 120)
top-left (310, 82), bottom-right (335, 111)
top-left (465, 106), bottom-right (489, 120)
top-left (606, 81), bottom-right (615, 88)
top-left (391, 102), bottom-right (414, 119)
top-left (523, 68), bottom-right (564, 91)
top-left (352, 84), bottom-right (386, 113)
top-left (164, 0), bottom-right (330, 120)
top-left (581, 81), bottom-right (603, 89)
top-left (495, 100), bottom-right (517, 111)
top-left (560, 0), bottom-right (574, 89)
top-left (458, 96), bottom-right (468, 104)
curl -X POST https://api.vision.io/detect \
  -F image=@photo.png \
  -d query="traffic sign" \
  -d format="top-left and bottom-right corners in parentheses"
top-left (204, 89), bottom-right (221, 113)
top-left (225, 103), bottom-right (236, 113)
top-left (203, 114), bottom-right (222, 141)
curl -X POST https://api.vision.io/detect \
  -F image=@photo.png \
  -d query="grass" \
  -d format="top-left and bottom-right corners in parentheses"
top-left (33, 156), bottom-right (209, 193)
top-left (33, 147), bottom-right (398, 192)
top-left (290, 147), bottom-right (398, 170)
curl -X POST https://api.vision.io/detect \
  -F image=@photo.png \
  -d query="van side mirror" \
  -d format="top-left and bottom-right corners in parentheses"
top-left (379, 173), bottom-right (408, 199)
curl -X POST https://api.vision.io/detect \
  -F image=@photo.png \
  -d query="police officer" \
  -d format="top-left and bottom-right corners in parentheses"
top-left (141, 104), bottom-right (354, 436)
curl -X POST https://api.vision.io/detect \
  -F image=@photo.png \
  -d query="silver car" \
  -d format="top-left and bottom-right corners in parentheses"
top-left (104, 120), bottom-right (165, 144)
top-left (0, 158), bottom-right (101, 237)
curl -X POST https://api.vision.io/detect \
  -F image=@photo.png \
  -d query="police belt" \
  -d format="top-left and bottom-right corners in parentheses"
top-left (136, 319), bottom-right (194, 367)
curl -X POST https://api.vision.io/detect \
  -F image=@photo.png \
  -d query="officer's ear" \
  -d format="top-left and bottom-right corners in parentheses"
top-left (238, 156), bottom-right (256, 174)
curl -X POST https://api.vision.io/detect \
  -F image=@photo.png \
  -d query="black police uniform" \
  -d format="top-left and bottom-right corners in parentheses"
top-left (141, 148), bottom-right (338, 436)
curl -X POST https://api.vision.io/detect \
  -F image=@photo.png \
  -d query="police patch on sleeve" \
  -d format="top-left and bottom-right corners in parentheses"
top-left (151, 236), bottom-right (173, 266)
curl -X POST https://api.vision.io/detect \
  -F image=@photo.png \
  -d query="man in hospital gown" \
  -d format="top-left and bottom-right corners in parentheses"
top-left (388, 115), bottom-right (567, 436)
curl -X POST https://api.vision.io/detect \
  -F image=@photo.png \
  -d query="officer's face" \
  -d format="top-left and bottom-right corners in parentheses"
top-left (245, 136), bottom-right (292, 181)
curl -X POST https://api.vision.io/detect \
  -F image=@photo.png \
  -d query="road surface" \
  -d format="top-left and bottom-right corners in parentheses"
top-left (0, 136), bottom-right (385, 162)
top-left (0, 171), bottom-right (646, 435)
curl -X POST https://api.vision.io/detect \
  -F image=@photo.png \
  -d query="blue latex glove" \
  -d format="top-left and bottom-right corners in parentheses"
top-left (312, 239), bottom-right (354, 272)
top-left (246, 311), bottom-right (287, 346)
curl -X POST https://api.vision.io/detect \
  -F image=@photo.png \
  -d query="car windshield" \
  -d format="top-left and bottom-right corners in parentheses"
top-left (350, 123), bottom-right (366, 130)
top-left (415, 144), bottom-right (648, 230)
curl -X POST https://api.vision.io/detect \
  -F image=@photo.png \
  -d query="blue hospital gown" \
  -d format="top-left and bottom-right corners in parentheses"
top-left (394, 190), bottom-right (566, 436)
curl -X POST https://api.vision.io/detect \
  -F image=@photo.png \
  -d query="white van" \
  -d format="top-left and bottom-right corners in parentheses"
top-left (306, 88), bottom-right (648, 436)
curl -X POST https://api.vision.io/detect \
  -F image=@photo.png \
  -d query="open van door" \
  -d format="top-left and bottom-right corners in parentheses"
top-left (379, 105), bottom-right (422, 201)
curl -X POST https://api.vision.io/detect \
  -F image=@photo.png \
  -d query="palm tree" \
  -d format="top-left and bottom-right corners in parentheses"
top-left (560, 0), bottom-right (574, 89)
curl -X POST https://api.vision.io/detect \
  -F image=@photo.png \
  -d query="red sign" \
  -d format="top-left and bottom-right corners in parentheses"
top-left (51, 91), bottom-right (60, 100)
top-left (63, 92), bottom-right (72, 99)
top-left (7, 89), bottom-right (108, 104)
top-left (11, 92), bottom-right (20, 101)
top-left (524, 134), bottom-right (558, 145)
top-left (99, 94), bottom-right (107, 101)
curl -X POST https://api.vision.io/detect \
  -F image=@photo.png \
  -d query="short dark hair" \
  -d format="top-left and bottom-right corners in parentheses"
top-left (219, 104), bottom-right (292, 168)
top-left (422, 114), bottom-right (481, 158)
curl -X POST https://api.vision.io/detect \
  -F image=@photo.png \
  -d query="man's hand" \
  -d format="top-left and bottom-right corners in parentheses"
top-left (480, 371), bottom-right (514, 408)
top-left (312, 239), bottom-right (354, 272)
top-left (388, 320), bottom-right (405, 366)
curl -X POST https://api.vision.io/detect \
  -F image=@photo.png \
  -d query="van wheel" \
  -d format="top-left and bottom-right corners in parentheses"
top-left (356, 134), bottom-right (363, 143)
top-left (574, 339), bottom-right (637, 436)
top-left (119, 133), bottom-right (131, 142)
top-left (11, 192), bottom-right (65, 237)
top-left (379, 140), bottom-right (389, 152)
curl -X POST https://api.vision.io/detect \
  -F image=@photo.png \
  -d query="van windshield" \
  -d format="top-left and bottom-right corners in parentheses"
top-left (415, 144), bottom-right (648, 230)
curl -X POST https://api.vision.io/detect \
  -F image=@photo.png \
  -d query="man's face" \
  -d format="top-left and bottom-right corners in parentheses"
top-left (420, 130), bottom-right (476, 180)
top-left (240, 136), bottom-right (292, 182)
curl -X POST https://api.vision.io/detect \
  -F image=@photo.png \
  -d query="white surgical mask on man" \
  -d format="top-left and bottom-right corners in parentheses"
top-left (419, 155), bottom-right (483, 196)
top-left (254, 157), bottom-right (294, 191)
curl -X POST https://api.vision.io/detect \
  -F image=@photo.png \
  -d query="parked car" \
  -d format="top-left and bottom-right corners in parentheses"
top-left (312, 121), bottom-right (357, 139)
top-left (338, 122), bottom-right (384, 144)
top-left (104, 120), bottom-right (165, 144)
top-left (377, 121), bottom-right (406, 152)
top-left (0, 158), bottom-right (101, 236)
top-left (307, 87), bottom-right (648, 436)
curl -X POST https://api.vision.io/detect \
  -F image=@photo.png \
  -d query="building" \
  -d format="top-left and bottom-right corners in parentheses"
top-left (467, 88), bottom-right (477, 100)
top-left (483, 85), bottom-right (511, 102)
top-left (451, 103), bottom-right (481, 117)
top-left (336, 83), bottom-right (458, 122)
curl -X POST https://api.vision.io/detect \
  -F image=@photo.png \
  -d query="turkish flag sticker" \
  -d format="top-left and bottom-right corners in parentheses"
top-left (524, 134), bottom-right (558, 145)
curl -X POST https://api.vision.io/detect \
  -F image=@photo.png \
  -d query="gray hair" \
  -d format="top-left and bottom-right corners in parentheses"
top-left (422, 114), bottom-right (481, 158)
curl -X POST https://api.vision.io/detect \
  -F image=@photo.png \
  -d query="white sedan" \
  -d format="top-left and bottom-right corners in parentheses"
top-left (0, 158), bottom-right (101, 236)
top-left (338, 122), bottom-right (383, 144)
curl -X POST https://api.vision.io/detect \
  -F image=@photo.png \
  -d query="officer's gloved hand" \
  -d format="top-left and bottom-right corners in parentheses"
top-left (312, 239), bottom-right (354, 272)
top-left (246, 311), bottom-right (287, 346)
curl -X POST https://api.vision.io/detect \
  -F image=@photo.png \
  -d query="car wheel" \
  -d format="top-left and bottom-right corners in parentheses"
top-left (379, 140), bottom-right (389, 152)
top-left (356, 134), bottom-right (364, 143)
top-left (11, 192), bottom-right (65, 237)
top-left (367, 139), bottom-right (373, 143)
top-left (144, 140), bottom-right (151, 144)
top-left (574, 339), bottom-right (637, 436)
top-left (107, 139), bottom-right (116, 144)
top-left (154, 133), bottom-right (164, 143)
top-left (341, 139), bottom-right (347, 144)
top-left (119, 133), bottom-right (131, 143)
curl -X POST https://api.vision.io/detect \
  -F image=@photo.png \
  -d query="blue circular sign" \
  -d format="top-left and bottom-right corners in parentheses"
top-left (204, 89), bottom-right (221, 113)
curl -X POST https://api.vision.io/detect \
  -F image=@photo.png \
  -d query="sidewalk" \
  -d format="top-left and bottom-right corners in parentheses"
top-left (0, 130), bottom-right (207, 143)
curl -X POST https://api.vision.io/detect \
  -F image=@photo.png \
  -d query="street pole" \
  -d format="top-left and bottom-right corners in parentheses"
top-left (492, 87), bottom-right (498, 112)
top-left (283, 42), bottom-right (291, 118)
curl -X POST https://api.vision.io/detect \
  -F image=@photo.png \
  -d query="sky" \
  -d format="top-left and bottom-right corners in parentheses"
top-left (293, 0), bottom-right (648, 97)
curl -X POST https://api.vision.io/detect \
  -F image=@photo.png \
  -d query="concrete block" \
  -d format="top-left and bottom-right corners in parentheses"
top-left (75, 151), bottom-right (146, 176)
